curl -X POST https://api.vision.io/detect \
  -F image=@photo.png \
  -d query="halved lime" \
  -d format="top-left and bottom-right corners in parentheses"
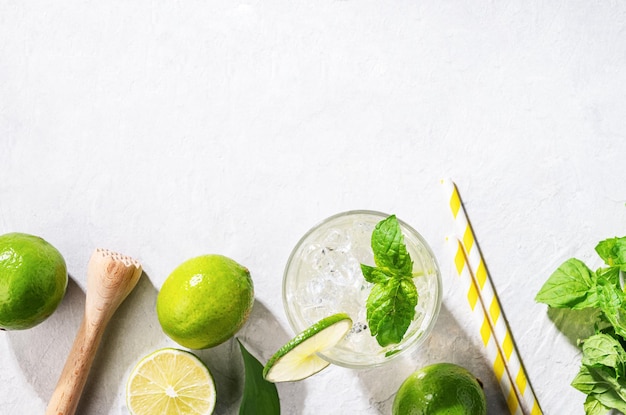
top-left (126, 348), bottom-right (216, 415)
top-left (263, 313), bottom-right (352, 382)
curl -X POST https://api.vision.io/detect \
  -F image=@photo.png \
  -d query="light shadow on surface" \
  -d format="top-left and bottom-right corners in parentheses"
top-left (10, 277), bottom-right (307, 414)
top-left (8, 274), bottom-right (85, 404)
top-left (195, 298), bottom-right (307, 413)
top-left (357, 304), bottom-right (510, 414)
top-left (80, 272), bottom-right (163, 414)
top-left (547, 306), bottom-right (599, 347)
top-left (10, 272), bottom-right (165, 415)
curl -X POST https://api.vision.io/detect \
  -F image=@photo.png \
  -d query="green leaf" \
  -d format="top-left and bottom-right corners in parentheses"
top-left (593, 388), bottom-right (626, 414)
top-left (583, 395), bottom-right (610, 415)
top-left (371, 215), bottom-right (413, 276)
top-left (535, 258), bottom-right (596, 309)
top-left (366, 277), bottom-right (418, 346)
top-left (596, 284), bottom-right (626, 339)
top-left (581, 333), bottom-right (626, 373)
top-left (572, 364), bottom-right (626, 413)
top-left (596, 267), bottom-right (621, 288)
top-left (360, 264), bottom-right (391, 284)
top-left (238, 340), bottom-right (280, 415)
top-left (572, 365), bottom-right (610, 395)
top-left (596, 237), bottom-right (626, 270)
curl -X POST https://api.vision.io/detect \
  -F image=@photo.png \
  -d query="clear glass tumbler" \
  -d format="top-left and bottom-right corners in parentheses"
top-left (282, 210), bottom-right (442, 368)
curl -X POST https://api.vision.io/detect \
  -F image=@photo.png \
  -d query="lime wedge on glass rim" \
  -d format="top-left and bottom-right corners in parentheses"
top-left (263, 313), bottom-right (353, 382)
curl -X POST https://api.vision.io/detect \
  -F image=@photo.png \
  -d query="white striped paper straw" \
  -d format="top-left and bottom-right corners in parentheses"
top-left (441, 179), bottom-right (541, 415)
top-left (448, 237), bottom-right (524, 415)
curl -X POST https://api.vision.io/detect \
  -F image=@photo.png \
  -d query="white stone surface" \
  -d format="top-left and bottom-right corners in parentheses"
top-left (1, 1), bottom-right (625, 414)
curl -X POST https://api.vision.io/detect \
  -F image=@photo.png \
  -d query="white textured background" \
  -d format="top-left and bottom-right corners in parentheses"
top-left (1, 1), bottom-right (625, 414)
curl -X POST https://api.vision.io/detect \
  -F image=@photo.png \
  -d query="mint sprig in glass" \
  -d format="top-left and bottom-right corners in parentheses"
top-left (360, 215), bottom-right (422, 347)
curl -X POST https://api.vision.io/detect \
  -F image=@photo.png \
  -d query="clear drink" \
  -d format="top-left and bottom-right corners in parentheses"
top-left (282, 210), bottom-right (442, 368)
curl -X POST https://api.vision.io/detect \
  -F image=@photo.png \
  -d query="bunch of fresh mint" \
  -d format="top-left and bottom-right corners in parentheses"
top-left (360, 215), bottom-right (419, 347)
top-left (536, 236), bottom-right (626, 415)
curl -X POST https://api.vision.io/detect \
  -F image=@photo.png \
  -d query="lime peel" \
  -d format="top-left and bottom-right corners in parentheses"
top-left (263, 313), bottom-right (352, 383)
top-left (0, 232), bottom-right (67, 330)
top-left (156, 254), bottom-right (254, 349)
top-left (392, 362), bottom-right (487, 415)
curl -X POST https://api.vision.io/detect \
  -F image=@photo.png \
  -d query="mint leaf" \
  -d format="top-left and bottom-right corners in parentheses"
top-left (371, 215), bottom-right (413, 276)
top-left (593, 388), bottom-right (626, 415)
top-left (360, 264), bottom-right (391, 284)
top-left (596, 237), bottom-right (626, 270)
top-left (583, 395), bottom-right (610, 415)
top-left (535, 258), bottom-right (596, 309)
top-left (366, 277), bottom-right (417, 346)
top-left (572, 364), bottom-right (626, 413)
top-left (581, 333), bottom-right (626, 373)
top-left (572, 365), bottom-right (610, 395)
top-left (596, 284), bottom-right (626, 339)
top-left (537, 235), bottom-right (626, 415)
top-left (238, 340), bottom-right (280, 415)
top-left (360, 215), bottom-right (418, 347)
top-left (596, 267), bottom-right (621, 287)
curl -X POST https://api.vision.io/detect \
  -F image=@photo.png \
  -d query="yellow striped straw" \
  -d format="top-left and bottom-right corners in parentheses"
top-left (441, 178), bottom-right (542, 415)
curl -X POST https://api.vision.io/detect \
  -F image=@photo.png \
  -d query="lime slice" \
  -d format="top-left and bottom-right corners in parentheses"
top-left (263, 313), bottom-right (352, 382)
top-left (126, 348), bottom-right (216, 415)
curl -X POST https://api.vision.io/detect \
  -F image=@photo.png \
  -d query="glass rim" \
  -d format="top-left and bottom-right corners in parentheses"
top-left (282, 209), bottom-right (443, 369)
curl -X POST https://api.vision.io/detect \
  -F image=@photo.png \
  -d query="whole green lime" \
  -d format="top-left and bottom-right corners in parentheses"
top-left (156, 254), bottom-right (254, 349)
top-left (392, 363), bottom-right (487, 415)
top-left (0, 232), bottom-right (68, 330)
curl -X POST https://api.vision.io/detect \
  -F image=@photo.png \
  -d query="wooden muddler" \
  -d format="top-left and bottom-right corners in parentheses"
top-left (46, 248), bottom-right (142, 415)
